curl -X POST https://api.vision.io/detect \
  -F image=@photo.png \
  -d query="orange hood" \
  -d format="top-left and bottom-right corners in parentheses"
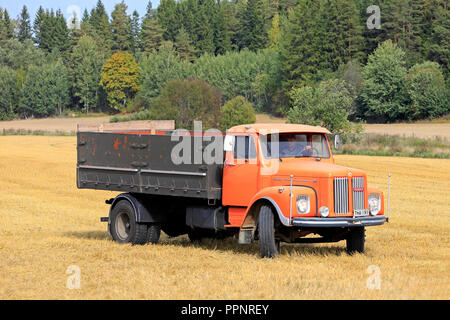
top-left (269, 158), bottom-right (366, 179)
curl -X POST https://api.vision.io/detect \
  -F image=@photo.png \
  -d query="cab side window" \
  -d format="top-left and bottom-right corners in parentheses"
top-left (234, 135), bottom-right (257, 160)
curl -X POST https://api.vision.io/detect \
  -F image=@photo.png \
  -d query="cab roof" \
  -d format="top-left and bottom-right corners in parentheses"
top-left (227, 123), bottom-right (331, 135)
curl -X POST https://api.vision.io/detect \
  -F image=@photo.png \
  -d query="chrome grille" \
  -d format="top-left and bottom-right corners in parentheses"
top-left (334, 177), bottom-right (349, 214)
top-left (352, 177), bottom-right (365, 211)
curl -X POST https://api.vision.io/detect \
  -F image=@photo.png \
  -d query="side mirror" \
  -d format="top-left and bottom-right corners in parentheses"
top-left (334, 134), bottom-right (341, 151)
top-left (224, 135), bottom-right (235, 152)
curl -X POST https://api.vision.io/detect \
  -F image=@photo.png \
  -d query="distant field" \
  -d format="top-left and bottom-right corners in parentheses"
top-left (1, 115), bottom-right (449, 141)
top-left (363, 123), bottom-right (450, 140)
top-left (0, 136), bottom-right (448, 299)
top-left (0, 114), bottom-right (284, 133)
top-left (255, 113), bottom-right (287, 124)
top-left (0, 116), bottom-right (111, 133)
top-left (253, 115), bottom-right (450, 140)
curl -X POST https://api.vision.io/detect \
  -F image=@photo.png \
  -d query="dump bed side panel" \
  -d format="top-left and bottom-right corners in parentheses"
top-left (77, 132), bottom-right (223, 199)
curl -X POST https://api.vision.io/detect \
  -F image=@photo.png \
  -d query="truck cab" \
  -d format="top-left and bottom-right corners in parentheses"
top-left (220, 124), bottom-right (386, 257)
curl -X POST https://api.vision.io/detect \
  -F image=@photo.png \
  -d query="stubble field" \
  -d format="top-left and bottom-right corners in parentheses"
top-left (2, 115), bottom-right (450, 141)
top-left (0, 136), bottom-right (449, 299)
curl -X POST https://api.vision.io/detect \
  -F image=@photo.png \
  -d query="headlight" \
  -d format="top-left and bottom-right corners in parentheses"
top-left (368, 194), bottom-right (380, 216)
top-left (296, 195), bottom-right (310, 214)
top-left (319, 206), bottom-right (329, 217)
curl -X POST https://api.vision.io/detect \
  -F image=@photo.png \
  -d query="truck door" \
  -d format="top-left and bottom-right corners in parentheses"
top-left (222, 134), bottom-right (259, 207)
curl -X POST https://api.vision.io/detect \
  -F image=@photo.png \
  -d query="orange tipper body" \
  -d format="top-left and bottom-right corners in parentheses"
top-left (77, 122), bottom-right (387, 257)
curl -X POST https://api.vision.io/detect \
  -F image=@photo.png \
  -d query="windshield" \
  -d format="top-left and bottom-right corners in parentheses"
top-left (260, 133), bottom-right (331, 159)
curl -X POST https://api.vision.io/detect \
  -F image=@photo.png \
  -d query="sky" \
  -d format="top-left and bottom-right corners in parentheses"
top-left (1, 0), bottom-right (160, 21)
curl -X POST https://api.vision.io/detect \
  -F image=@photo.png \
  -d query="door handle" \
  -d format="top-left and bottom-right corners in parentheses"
top-left (224, 161), bottom-right (236, 168)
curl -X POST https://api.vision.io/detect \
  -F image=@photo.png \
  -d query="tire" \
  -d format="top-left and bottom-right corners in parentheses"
top-left (110, 200), bottom-right (148, 245)
top-left (147, 223), bottom-right (161, 244)
top-left (346, 227), bottom-right (365, 254)
top-left (258, 205), bottom-right (280, 258)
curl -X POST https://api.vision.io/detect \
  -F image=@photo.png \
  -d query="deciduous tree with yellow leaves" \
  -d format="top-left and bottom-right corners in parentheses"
top-left (100, 50), bottom-right (140, 111)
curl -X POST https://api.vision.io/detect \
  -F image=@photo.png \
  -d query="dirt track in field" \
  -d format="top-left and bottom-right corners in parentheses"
top-left (0, 136), bottom-right (449, 299)
top-left (0, 116), bottom-right (111, 133)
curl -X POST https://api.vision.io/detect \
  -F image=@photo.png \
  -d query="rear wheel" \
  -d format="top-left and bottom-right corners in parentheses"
top-left (346, 227), bottom-right (365, 254)
top-left (258, 205), bottom-right (280, 258)
top-left (110, 200), bottom-right (148, 245)
top-left (147, 223), bottom-right (161, 244)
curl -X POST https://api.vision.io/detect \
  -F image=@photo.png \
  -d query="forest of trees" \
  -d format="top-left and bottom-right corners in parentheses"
top-left (0, 0), bottom-right (448, 130)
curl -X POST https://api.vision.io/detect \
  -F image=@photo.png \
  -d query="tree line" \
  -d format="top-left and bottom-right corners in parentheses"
top-left (0, 0), bottom-right (448, 129)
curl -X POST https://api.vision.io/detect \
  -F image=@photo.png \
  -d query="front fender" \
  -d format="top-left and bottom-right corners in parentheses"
top-left (241, 186), bottom-right (317, 228)
top-left (109, 193), bottom-right (157, 223)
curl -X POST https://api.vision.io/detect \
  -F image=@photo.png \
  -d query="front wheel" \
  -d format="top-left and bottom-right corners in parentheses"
top-left (258, 205), bottom-right (280, 258)
top-left (110, 200), bottom-right (148, 245)
top-left (346, 227), bottom-right (365, 254)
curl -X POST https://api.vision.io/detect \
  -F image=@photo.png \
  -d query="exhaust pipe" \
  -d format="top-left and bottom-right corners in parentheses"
top-left (387, 173), bottom-right (391, 222)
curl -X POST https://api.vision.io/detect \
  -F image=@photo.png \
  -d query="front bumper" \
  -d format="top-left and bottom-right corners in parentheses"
top-left (292, 215), bottom-right (386, 228)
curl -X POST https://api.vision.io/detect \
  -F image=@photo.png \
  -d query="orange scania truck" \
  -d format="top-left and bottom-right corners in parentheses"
top-left (77, 123), bottom-right (387, 258)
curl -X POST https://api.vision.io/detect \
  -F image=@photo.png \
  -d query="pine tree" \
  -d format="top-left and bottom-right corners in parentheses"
top-left (2, 9), bottom-right (14, 40)
top-left (144, 1), bottom-right (156, 20)
top-left (18, 6), bottom-right (32, 42)
top-left (33, 6), bottom-right (45, 46)
top-left (157, 0), bottom-right (181, 41)
top-left (213, 1), bottom-right (231, 55)
top-left (238, 0), bottom-right (267, 51)
top-left (427, 3), bottom-right (449, 78)
top-left (390, 0), bottom-right (423, 66)
top-left (174, 27), bottom-right (197, 61)
top-left (82, 9), bottom-right (90, 25)
top-left (193, 0), bottom-right (215, 54)
top-left (79, 9), bottom-right (95, 38)
top-left (0, 8), bottom-right (5, 42)
top-left (320, 0), bottom-right (364, 71)
top-left (280, 0), bottom-right (322, 88)
top-left (131, 10), bottom-right (141, 54)
top-left (340, 0), bottom-right (365, 62)
top-left (71, 9), bottom-right (97, 45)
top-left (111, 1), bottom-right (132, 51)
top-left (420, 0), bottom-right (444, 48)
top-left (179, 0), bottom-right (197, 42)
top-left (225, 0), bottom-right (242, 50)
top-left (32, 8), bottom-right (69, 52)
top-left (90, 0), bottom-right (107, 31)
top-left (54, 9), bottom-right (70, 52)
top-left (90, 0), bottom-right (112, 52)
top-left (141, 14), bottom-right (165, 53)
top-left (36, 9), bottom-right (54, 51)
top-left (278, 0), bottom-right (300, 11)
